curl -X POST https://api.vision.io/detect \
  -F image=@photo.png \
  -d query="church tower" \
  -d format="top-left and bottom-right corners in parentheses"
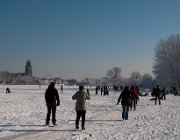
top-left (25, 58), bottom-right (32, 76)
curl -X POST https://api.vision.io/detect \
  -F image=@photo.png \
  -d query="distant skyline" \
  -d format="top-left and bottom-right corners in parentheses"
top-left (1, 0), bottom-right (180, 81)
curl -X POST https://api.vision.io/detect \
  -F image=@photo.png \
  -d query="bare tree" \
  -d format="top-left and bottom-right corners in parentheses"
top-left (141, 73), bottom-right (153, 89)
top-left (106, 67), bottom-right (122, 86)
top-left (0, 71), bottom-right (10, 84)
top-left (153, 34), bottom-right (180, 89)
top-left (101, 77), bottom-right (110, 85)
top-left (129, 71), bottom-right (142, 87)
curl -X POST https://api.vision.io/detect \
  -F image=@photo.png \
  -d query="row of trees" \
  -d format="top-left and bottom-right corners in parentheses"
top-left (1, 34), bottom-right (179, 89)
top-left (105, 34), bottom-right (180, 90)
top-left (1, 70), bottom-right (153, 88)
top-left (153, 34), bottom-right (180, 89)
top-left (0, 71), bottom-right (9, 84)
top-left (99, 67), bottom-right (154, 89)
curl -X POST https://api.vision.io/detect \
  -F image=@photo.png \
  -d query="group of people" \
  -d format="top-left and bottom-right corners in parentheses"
top-left (45, 82), bottom-right (141, 129)
top-left (95, 85), bottom-right (109, 95)
top-left (151, 85), bottom-right (167, 105)
top-left (44, 82), bottom-right (166, 130)
top-left (117, 86), bottom-right (139, 120)
top-left (45, 82), bottom-right (90, 130)
top-left (117, 85), bottom-right (169, 120)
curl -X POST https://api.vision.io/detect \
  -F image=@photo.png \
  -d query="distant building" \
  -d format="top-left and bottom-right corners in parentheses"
top-left (11, 58), bottom-right (33, 78)
top-left (0, 58), bottom-right (35, 84)
top-left (25, 58), bottom-right (32, 76)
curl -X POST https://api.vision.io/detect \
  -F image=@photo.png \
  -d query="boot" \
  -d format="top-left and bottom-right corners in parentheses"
top-left (46, 121), bottom-right (49, 126)
top-left (53, 122), bottom-right (57, 126)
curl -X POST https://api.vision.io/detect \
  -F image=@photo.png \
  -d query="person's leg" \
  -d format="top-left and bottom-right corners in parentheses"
top-left (158, 97), bottom-right (161, 105)
top-left (162, 93), bottom-right (164, 100)
top-left (124, 105), bottom-right (129, 120)
top-left (76, 111), bottom-right (81, 129)
top-left (133, 99), bottom-right (136, 110)
top-left (52, 103), bottom-right (57, 125)
top-left (122, 105), bottom-right (125, 120)
top-left (46, 103), bottom-right (51, 125)
top-left (155, 97), bottom-right (157, 105)
top-left (81, 111), bottom-right (86, 130)
top-left (130, 99), bottom-right (132, 110)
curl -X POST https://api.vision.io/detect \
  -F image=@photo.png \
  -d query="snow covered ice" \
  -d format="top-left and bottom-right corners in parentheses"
top-left (0, 85), bottom-right (180, 140)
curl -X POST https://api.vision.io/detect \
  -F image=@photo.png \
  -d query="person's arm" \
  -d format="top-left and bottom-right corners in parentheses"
top-left (117, 92), bottom-right (122, 105)
top-left (56, 91), bottom-right (60, 106)
top-left (86, 92), bottom-right (90, 100)
top-left (72, 92), bottom-right (77, 100)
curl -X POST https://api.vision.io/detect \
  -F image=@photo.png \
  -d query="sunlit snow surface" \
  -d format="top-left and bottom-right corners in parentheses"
top-left (0, 85), bottom-right (180, 140)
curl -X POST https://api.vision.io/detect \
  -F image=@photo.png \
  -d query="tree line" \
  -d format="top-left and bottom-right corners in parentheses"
top-left (1, 33), bottom-right (180, 90)
top-left (153, 34), bottom-right (180, 90)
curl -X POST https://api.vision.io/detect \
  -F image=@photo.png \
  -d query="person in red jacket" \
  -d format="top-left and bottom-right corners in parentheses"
top-left (45, 82), bottom-right (60, 126)
top-left (130, 86), bottom-right (139, 110)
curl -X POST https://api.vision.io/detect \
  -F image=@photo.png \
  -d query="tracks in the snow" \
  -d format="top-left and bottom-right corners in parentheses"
top-left (0, 102), bottom-right (119, 140)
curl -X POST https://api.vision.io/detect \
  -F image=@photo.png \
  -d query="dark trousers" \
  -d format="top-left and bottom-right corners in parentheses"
top-left (122, 105), bottom-right (129, 120)
top-left (76, 110), bottom-right (86, 128)
top-left (155, 96), bottom-right (161, 105)
top-left (130, 98), bottom-right (136, 110)
top-left (46, 102), bottom-right (57, 124)
top-left (162, 93), bottom-right (166, 100)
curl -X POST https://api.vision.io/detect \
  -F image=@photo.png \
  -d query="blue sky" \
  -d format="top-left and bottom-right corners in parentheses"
top-left (1, 0), bottom-right (180, 80)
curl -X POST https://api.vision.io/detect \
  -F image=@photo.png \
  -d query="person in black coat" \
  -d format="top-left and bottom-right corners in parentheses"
top-left (45, 82), bottom-right (60, 126)
top-left (6, 87), bottom-right (11, 93)
top-left (161, 88), bottom-right (166, 100)
top-left (154, 85), bottom-right (161, 105)
top-left (117, 86), bottom-right (132, 120)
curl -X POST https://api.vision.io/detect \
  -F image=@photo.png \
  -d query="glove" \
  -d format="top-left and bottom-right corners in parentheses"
top-left (57, 102), bottom-right (60, 106)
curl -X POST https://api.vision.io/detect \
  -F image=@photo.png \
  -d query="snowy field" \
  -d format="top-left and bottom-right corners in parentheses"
top-left (0, 85), bottom-right (180, 140)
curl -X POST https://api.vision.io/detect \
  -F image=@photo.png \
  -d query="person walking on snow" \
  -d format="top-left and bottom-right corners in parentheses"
top-left (154, 85), bottom-right (161, 105)
top-left (117, 86), bottom-right (133, 120)
top-left (45, 82), bottom-right (60, 126)
top-left (130, 86), bottom-right (139, 110)
top-left (161, 88), bottom-right (166, 100)
top-left (72, 85), bottom-right (90, 130)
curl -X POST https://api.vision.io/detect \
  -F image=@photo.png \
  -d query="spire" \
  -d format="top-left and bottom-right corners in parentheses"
top-left (25, 57), bottom-right (32, 76)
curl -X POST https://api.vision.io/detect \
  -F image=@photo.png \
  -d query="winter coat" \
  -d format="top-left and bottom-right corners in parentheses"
top-left (151, 88), bottom-right (156, 97)
top-left (130, 87), bottom-right (139, 100)
top-left (72, 90), bottom-right (90, 111)
top-left (154, 87), bottom-right (161, 97)
top-left (45, 87), bottom-right (60, 105)
top-left (117, 88), bottom-right (132, 106)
